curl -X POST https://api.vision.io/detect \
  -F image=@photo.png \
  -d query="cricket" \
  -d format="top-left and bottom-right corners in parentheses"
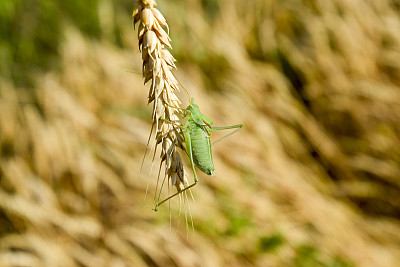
top-left (153, 97), bottom-right (243, 211)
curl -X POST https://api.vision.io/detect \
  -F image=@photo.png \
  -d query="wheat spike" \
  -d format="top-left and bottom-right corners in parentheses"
top-left (133, 0), bottom-right (188, 202)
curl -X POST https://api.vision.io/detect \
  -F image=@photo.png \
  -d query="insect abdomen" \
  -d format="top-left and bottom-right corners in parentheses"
top-left (189, 123), bottom-right (215, 176)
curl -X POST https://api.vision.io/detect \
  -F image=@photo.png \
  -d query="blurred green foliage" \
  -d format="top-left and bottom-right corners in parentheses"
top-left (294, 245), bottom-right (353, 267)
top-left (0, 0), bottom-right (93, 85)
top-left (0, 0), bottom-right (134, 86)
top-left (258, 232), bottom-right (285, 252)
top-left (223, 208), bottom-right (252, 236)
top-left (200, 0), bottom-right (220, 20)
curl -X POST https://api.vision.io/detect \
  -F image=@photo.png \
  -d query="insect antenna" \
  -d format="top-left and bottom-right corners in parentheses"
top-left (141, 124), bottom-right (158, 201)
top-left (172, 72), bottom-right (192, 105)
top-left (154, 157), bottom-right (168, 206)
top-left (140, 124), bottom-right (154, 175)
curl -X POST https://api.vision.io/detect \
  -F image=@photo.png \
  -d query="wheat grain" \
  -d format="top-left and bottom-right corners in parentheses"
top-left (133, 0), bottom-right (188, 201)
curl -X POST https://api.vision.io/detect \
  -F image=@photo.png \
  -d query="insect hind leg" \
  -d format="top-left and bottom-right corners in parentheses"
top-left (154, 129), bottom-right (199, 211)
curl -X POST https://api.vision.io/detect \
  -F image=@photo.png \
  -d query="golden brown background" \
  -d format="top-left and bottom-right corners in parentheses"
top-left (1, 0), bottom-right (400, 266)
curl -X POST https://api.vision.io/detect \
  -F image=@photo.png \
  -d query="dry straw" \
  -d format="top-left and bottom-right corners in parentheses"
top-left (132, 0), bottom-right (188, 203)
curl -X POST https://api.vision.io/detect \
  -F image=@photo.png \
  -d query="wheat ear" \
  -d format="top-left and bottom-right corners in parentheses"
top-left (133, 0), bottom-right (188, 197)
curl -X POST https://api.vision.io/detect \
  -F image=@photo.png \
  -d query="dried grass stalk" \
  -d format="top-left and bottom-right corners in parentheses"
top-left (133, 0), bottom-right (188, 196)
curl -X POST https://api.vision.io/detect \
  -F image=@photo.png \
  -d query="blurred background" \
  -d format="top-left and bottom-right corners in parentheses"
top-left (1, 0), bottom-right (400, 266)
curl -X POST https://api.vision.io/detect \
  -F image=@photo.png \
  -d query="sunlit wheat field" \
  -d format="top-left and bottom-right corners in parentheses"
top-left (1, 0), bottom-right (400, 266)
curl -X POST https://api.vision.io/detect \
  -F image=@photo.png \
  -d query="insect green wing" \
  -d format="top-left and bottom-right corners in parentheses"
top-left (187, 120), bottom-right (214, 175)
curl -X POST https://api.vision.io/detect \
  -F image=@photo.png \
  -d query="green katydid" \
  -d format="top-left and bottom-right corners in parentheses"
top-left (154, 98), bottom-right (243, 211)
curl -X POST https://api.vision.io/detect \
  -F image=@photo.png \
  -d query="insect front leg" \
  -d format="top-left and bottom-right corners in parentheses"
top-left (159, 118), bottom-right (181, 126)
